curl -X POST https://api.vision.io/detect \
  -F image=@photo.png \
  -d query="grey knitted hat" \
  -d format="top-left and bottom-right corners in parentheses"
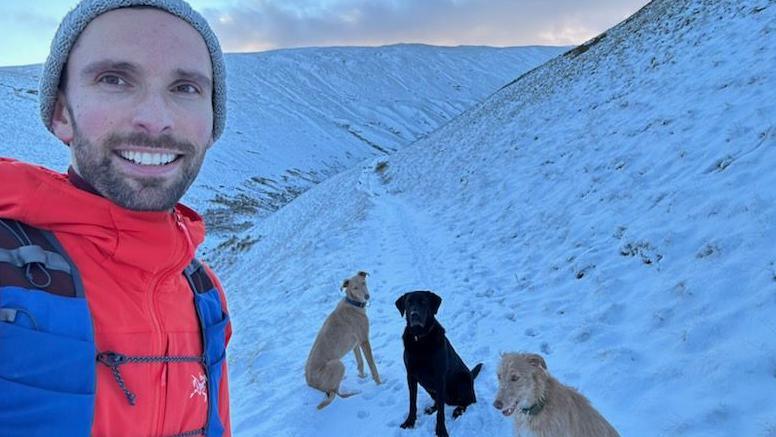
top-left (39, 0), bottom-right (227, 141)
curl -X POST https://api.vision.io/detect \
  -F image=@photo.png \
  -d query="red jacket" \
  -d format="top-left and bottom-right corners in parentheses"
top-left (0, 158), bottom-right (231, 436)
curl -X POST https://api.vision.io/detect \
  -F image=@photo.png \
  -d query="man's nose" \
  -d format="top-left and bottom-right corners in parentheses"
top-left (132, 92), bottom-right (174, 136)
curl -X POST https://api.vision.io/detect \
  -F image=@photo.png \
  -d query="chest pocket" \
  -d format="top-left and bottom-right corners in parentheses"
top-left (0, 218), bottom-right (96, 436)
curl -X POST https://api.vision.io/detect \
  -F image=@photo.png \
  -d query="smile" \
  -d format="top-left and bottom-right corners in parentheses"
top-left (117, 150), bottom-right (180, 166)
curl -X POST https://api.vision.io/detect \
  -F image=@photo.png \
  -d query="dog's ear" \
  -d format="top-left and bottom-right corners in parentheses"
top-left (526, 354), bottom-right (547, 370)
top-left (428, 291), bottom-right (442, 315)
top-left (358, 271), bottom-right (367, 277)
top-left (342, 279), bottom-right (350, 289)
top-left (395, 293), bottom-right (407, 316)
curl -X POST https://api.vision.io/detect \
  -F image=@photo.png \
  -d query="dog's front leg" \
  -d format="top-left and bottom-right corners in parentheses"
top-left (353, 345), bottom-right (366, 378)
top-left (400, 374), bottom-right (418, 429)
top-left (361, 340), bottom-right (381, 384)
top-left (434, 380), bottom-right (448, 437)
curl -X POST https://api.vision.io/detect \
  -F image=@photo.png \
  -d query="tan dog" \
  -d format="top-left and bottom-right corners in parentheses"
top-left (493, 353), bottom-right (619, 437)
top-left (305, 271), bottom-right (382, 409)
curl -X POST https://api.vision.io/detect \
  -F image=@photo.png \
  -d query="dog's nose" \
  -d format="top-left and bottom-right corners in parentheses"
top-left (493, 400), bottom-right (503, 410)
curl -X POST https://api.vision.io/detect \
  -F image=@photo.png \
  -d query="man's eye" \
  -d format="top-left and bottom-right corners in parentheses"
top-left (174, 83), bottom-right (200, 94)
top-left (98, 74), bottom-right (127, 86)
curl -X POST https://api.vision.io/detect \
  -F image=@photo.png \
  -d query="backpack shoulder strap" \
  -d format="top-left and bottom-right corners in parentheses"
top-left (183, 257), bottom-right (216, 294)
top-left (0, 218), bottom-right (96, 435)
top-left (0, 218), bottom-right (84, 297)
top-left (183, 256), bottom-right (227, 437)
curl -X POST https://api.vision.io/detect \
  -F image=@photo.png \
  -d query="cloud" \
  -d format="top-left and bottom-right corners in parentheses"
top-left (200, 0), bottom-right (649, 52)
top-left (0, 10), bottom-right (61, 66)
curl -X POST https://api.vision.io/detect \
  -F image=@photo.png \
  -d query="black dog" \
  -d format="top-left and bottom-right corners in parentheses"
top-left (395, 290), bottom-right (483, 437)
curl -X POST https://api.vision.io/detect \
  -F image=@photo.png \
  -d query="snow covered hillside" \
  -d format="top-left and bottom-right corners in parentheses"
top-left (0, 44), bottom-right (562, 243)
top-left (222, 0), bottom-right (776, 436)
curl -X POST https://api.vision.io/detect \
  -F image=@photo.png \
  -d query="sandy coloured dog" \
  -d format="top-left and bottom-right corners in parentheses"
top-left (493, 353), bottom-right (619, 437)
top-left (305, 271), bottom-right (381, 409)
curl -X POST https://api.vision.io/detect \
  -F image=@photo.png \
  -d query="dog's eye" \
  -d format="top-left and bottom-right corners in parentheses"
top-left (510, 375), bottom-right (520, 382)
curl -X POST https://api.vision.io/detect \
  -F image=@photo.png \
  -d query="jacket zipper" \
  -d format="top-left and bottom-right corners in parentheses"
top-left (148, 268), bottom-right (165, 436)
top-left (174, 210), bottom-right (194, 254)
top-left (150, 209), bottom-right (195, 436)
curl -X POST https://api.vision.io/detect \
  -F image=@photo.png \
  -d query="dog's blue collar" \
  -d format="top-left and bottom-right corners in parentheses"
top-left (345, 296), bottom-right (367, 308)
top-left (521, 399), bottom-right (545, 416)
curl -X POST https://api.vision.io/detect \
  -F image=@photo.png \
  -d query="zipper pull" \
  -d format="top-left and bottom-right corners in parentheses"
top-left (173, 209), bottom-right (194, 253)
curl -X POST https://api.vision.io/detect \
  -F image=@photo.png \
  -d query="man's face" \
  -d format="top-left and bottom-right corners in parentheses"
top-left (52, 8), bottom-right (214, 211)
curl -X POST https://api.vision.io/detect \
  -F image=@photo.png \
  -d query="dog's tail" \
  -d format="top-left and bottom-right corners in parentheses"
top-left (471, 363), bottom-right (483, 380)
top-left (316, 390), bottom-right (361, 410)
top-left (337, 390), bottom-right (360, 398)
top-left (316, 392), bottom-right (336, 410)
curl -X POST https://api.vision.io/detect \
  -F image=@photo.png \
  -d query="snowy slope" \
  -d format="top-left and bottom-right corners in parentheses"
top-left (222, 0), bottom-right (776, 436)
top-left (0, 44), bottom-right (563, 243)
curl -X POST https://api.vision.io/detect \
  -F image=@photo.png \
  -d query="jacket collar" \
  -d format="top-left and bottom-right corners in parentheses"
top-left (0, 158), bottom-right (205, 275)
top-left (67, 166), bottom-right (100, 196)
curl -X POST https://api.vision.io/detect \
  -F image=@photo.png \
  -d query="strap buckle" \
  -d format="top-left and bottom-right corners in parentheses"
top-left (97, 351), bottom-right (128, 367)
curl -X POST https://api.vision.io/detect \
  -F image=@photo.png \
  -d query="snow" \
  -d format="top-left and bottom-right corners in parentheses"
top-left (221, 0), bottom-right (776, 436)
top-left (2, 0), bottom-right (775, 435)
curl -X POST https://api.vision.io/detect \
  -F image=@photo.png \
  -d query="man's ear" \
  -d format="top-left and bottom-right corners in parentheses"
top-left (394, 293), bottom-right (407, 316)
top-left (51, 92), bottom-right (74, 145)
top-left (428, 291), bottom-right (442, 315)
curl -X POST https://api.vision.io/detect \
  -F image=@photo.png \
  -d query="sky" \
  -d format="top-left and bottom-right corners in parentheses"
top-left (0, 0), bottom-right (650, 67)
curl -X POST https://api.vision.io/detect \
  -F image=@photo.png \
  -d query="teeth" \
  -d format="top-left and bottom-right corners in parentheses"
top-left (118, 151), bottom-right (178, 166)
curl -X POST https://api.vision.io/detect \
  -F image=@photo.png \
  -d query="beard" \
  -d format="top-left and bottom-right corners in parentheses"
top-left (71, 125), bottom-right (207, 212)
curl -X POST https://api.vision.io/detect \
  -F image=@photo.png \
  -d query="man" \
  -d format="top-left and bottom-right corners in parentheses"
top-left (0, 1), bottom-right (231, 436)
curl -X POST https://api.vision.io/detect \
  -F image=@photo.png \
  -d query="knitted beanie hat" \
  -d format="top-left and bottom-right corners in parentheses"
top-left (39, 0), bottom-right (227, 141)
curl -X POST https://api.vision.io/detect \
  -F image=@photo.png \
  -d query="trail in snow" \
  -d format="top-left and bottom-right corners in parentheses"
top-left (340, 161), bottom-right (513, 437)
top-left (229, 162), bottom-right (483, 437)
top-left (357, 158), bottom-right (443, 289)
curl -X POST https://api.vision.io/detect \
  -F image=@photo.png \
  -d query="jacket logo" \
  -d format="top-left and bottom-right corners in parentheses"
top-left (190, 373), bottom-right (208, 401)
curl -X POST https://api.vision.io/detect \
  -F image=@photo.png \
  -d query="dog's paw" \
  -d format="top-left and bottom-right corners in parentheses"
top-left (374, 376), bottom-right (382, 385)
top-left (358, 372), bottom-right (367, 379)
top-left (400, 417), bottom-right (416, 429)
top-left (435, 425), bottom-right (449, 437)
top-left (424, 405), bottom-right (437, 415)
top-left (452, 406), bottom-right (466, 419)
